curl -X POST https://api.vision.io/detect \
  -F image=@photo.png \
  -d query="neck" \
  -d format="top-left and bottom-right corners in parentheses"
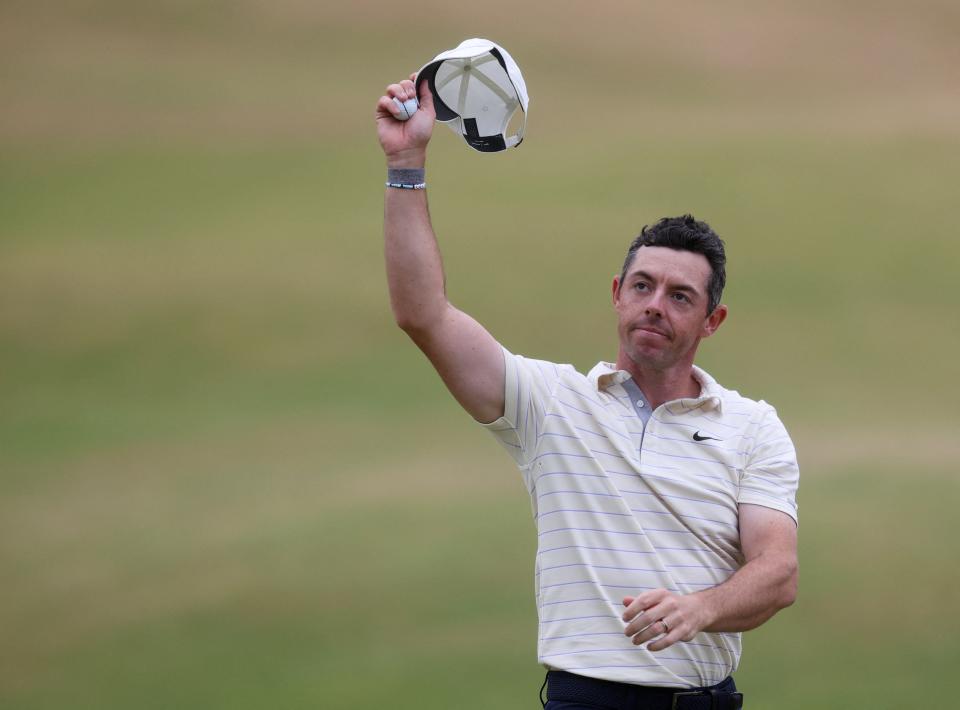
top-left (615, 350), bottom-right (701, 410)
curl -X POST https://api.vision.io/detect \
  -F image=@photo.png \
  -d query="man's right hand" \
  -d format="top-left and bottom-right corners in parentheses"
top-left (376, 74), bottom-right (436, 168)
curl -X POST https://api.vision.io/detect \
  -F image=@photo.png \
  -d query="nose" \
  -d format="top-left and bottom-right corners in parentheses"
top-left (645, 290), bottom-right (665, 318)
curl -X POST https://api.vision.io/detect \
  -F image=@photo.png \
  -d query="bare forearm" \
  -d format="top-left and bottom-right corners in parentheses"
top-left (622, 555), bottom-right (796, 650)
top-left (623, 508), bottom-right (798, 651)
top-left (696, 552), bottom-right (798, 633)
top-left (384, 185), bottom-right (449, 331)
top-left (377, 76), bottom-right (447, 333)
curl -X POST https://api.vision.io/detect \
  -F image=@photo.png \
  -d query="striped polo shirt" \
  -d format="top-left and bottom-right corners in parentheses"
top-left (481, 348), bottom-right (799, 688)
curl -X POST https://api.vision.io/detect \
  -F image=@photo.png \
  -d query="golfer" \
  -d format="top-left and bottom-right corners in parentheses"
top-left (376, 76), bottom-right (799, 710)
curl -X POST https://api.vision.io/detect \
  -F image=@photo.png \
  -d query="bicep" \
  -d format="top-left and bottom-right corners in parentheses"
top-left (406, 302), bottom-right (505, 423)
top-left (738, 503), bottom-right (798, 565)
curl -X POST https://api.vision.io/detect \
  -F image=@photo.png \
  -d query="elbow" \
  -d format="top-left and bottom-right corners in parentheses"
top-left (392, 299), bottom-right (447, 336)
top-left (391, 299), bottom-right (426, 333)
top-left (779, 584), bottom-right (797, 611)
top-left (393, 311), bottom-right (422, 334)
top-left (394, 310), bottom-right (435, 338)
top-left (777, 561), bottom-right (799, 610)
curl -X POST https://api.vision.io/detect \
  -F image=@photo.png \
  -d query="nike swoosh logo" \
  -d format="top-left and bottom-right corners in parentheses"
top-left (692, 431), bottom-right (720, 442)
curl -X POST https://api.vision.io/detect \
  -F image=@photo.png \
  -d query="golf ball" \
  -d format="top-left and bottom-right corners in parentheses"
top-left (392, 96), bottom-right (419, 121)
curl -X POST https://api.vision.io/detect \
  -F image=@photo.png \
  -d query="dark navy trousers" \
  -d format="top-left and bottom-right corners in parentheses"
top-left (541, 670), bottom-right (742, 710)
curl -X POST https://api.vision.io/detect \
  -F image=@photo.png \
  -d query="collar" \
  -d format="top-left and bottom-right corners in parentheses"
top-left (586, 361), bottom-right (724, 412)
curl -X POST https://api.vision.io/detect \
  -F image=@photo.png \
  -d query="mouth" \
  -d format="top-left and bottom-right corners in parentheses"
top-left (633, 325), bottom-right (669, 339)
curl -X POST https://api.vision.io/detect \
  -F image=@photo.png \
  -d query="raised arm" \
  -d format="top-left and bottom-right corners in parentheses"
top-left (376, 75), bottom-right (505, 423)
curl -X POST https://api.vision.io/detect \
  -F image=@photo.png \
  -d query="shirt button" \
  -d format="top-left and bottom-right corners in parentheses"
top-left (636, 400), bottom-right (645, 408)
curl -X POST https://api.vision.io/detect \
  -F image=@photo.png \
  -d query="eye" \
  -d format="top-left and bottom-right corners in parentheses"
top-left (672, 292), bottom-right (690, 303)
top-left (634, 282), bottom-right (648, 291)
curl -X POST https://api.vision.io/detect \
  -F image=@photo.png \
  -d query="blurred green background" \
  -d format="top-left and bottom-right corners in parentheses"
top-left (2, 1), bottom-right (959, 708)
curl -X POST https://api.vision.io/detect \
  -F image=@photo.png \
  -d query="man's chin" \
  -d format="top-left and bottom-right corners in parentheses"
top-left (626, 347), bottom-right (671, 370)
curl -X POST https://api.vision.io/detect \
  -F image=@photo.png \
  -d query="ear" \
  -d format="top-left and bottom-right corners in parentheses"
top-left (701, 304), bottom-right (728, 338)
top-left (612, 275), bottom-right (622, 306)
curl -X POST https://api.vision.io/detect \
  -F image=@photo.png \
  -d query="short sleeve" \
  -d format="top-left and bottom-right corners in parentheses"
top-left (479, 346), bottom-right (564, 469)
top-left (738, 406), bottom-right (800, 524)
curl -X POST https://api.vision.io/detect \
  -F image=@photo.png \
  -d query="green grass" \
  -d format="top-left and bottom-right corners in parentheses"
top-left (2, 1), bottom-right (959, 707)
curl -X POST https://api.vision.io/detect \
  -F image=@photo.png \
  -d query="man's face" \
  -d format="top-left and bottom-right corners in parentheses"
top-left (612, 246), bottom-right (726, 371)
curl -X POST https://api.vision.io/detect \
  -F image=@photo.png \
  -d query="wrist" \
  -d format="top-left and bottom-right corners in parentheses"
top-left (386, 148), bottom-right (427, 169)
top-left (386, 167), bottom-right (426, 190)
top-left (690, 589), bottom-right (720, 631)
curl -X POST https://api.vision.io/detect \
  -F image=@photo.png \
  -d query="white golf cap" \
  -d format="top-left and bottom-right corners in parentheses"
top-left (416, 38), bottom-right (529, 153)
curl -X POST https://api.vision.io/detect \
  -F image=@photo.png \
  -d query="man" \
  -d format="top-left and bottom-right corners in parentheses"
top-left (376, 75), bottom-right (798, 710)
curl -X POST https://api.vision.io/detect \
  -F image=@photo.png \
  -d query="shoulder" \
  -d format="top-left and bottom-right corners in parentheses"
top-left (504, 347), bottom-right (582, 383)
top-left (698, 367), bottom-right (777, 413)
top-left (693, 366), bottom-right (792, 438)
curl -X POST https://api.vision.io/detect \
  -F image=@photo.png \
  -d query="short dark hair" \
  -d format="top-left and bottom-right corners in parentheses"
top-left (619, 214), bottom-right (726, 315)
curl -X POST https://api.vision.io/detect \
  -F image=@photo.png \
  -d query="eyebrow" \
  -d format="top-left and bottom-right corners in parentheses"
top-left (629, 269), bottom-right (702, 296)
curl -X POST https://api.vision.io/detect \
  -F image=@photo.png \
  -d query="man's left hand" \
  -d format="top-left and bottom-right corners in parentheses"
top-left (621, 589), bottom-right (713, 652)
